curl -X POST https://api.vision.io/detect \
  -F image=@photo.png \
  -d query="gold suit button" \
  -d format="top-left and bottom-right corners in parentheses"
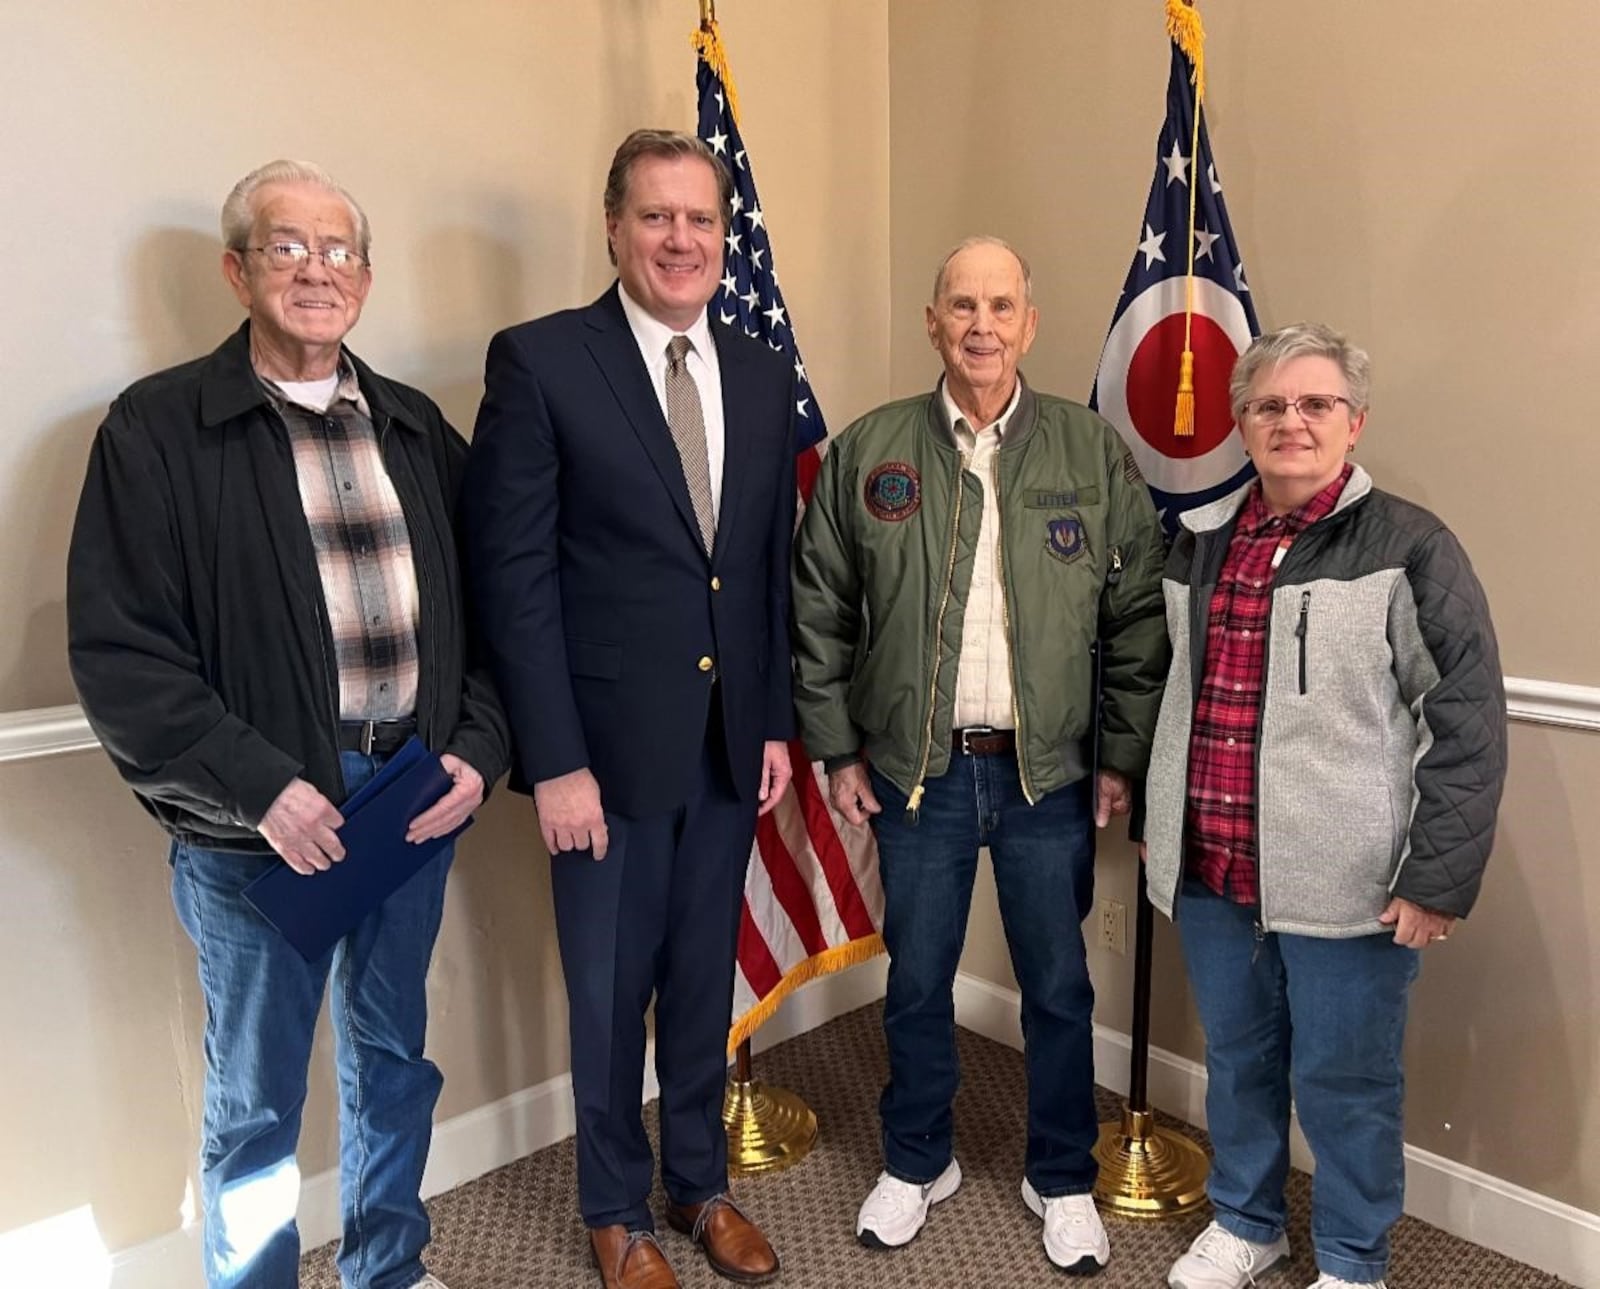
top-left (711, 576), bottom-right (722, 591)
top-left (698, 655), bottom-right (714, 673)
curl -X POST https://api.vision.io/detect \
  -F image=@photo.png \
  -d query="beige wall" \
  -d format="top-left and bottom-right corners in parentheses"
top-left (7, 0), bottom-right (1599, 1260)
top-left (0, 0), bottom-right (890, 1254)
top-left (888, 1), bottom-right (1600, 1213)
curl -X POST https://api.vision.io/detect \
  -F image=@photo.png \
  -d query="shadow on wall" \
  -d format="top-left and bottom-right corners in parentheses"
top-left (1404, 725), bottom-right (1592, 1197)
top-left (404, 224), bottom-right (527, 433)
top-left (128, 224), bottom-right (243, 372)
top-left (4, 407), bottom-right (101, 710)
top-left (0, 226), bottom-right (243, 712)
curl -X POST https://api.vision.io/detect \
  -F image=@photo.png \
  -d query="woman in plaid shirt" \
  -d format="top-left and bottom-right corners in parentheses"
top-left (1142, 324), bottom-right (1507, 1289)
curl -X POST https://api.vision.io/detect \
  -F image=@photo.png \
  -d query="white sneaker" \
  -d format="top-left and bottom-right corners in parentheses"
top-left (1307, 1277), bottom-right (1387, 1288)
top-left (409, 1276), bottom-right (451, 1289)
top-left (855, 1158), bottom-right (962, 1248)
top-left (1169, 1220), bottom-right (1290, 1288)
top-left (1021, 1179), bottom-right (1110, 1274)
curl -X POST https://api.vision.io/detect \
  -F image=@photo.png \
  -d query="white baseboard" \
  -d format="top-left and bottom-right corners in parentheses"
top-left (106, 956), bottom-right (889, 1289)
top-left (951, 970), bottom-right (1600, 1288)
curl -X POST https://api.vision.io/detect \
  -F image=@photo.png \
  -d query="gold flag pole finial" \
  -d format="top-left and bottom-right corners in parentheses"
top-left (692, 5), bottom-right (742, 127)
top-left (1166, 0), bottom-right (1206, 437)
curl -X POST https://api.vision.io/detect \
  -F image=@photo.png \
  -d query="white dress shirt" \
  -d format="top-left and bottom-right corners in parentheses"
top-left (945, 377), bottom-right (1022, 731)
top-left (618, 284), bottom-right (727, 522)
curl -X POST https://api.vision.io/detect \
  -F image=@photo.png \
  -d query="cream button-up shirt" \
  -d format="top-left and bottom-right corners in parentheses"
top-left (945, 378), bottom-right (1022, 731)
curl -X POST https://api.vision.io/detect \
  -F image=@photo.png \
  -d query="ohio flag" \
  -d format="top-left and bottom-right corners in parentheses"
top-left (1091, 39), bottom-right (1261, 534)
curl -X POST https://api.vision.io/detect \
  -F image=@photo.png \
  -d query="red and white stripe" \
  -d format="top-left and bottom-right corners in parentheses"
top-left (729, 442), bottom-right (884, 1049)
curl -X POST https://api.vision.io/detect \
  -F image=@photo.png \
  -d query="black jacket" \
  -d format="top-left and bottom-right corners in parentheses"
top-left (68, 322), bottom-right (509, 852)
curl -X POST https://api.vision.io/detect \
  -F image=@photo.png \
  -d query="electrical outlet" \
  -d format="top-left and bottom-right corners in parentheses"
top-left (1098, 899), bottom-right (1128, 954)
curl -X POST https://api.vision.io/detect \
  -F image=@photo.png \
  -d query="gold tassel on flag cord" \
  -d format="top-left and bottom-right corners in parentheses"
top-left (693, 6), bottom-right (742, 128)
top-left (1167, 0), bottom-right (1206, 437)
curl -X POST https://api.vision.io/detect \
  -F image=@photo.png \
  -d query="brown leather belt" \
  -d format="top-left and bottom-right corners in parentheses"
top-left (953, 726), bottom-right (1016, 757)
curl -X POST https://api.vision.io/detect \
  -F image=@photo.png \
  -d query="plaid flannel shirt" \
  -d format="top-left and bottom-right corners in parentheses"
top-left (266, 362), bottom-right (420, 721)
top-left (1183, 464), bottom-right (1352, 904)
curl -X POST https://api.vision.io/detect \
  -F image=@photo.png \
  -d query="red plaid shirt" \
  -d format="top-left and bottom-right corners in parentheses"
top-left (1184, 465), bottom-right (1352, 904)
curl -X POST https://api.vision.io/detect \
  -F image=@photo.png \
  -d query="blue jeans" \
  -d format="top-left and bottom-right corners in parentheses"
top-left (1176, 880), bottom-right (1420, 1284)
top-left (170, 750), bottom-right (454, 1289)
top-left (869, 752), bottom-right (1099, 1196)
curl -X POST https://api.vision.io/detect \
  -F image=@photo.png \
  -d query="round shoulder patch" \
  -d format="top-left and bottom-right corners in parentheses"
top-left (864, 461), bottom-right (922, 522)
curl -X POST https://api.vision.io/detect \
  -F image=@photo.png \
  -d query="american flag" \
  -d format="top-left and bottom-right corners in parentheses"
top-left (1090, 20), bottom-right (1261, 535)
top-left (693, 20), bottom-right (884, 1051)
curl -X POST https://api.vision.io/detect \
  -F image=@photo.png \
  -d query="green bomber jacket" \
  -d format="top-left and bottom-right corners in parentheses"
top-left (791, 375), bottom-right (1170, 811)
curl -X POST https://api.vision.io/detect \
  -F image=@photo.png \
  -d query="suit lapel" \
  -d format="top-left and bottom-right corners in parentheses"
top-left (583, 286), bottom-right (706, 556)
top-left (711, 320), bottom-right (756, 565)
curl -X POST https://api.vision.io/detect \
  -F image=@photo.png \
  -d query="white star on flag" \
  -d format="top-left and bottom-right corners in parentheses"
top-left (707, 129), bottom-right (728, 156)
top-left (1139, 222), bottom-right (1167, 268)
top-left (1234, 262), bottom-right (1250, 292)
top-left (744, 205), bottom-right (766, 230)
top-left (1194, 225), bottom-right (1220, 261)
top-left (763, 302), bottom-right (787, 329)
top-left (725, 230), bottom-right (742, 255)
top-left (1163, 140), bottom-right (1190, 186)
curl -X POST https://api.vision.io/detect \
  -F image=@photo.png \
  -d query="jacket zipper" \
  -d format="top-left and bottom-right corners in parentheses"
top-left (990, 451), bottom-right (1035, 805)
top-left (906, 449), bottom-right (968, 820)
top-left (1253, 555), bottom-right (1303, 929)
top-left (1294, 589), bottom-right (1311, 695)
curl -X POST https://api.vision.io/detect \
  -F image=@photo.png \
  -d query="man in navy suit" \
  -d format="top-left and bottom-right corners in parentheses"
top-left (463, 130), bottom-right (795, 1289)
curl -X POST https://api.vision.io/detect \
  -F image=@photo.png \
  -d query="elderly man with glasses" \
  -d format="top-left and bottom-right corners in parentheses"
top-left (67, 159), bottom-right (508, 1289)
top-left (792, 236), bottom-right (1169, 1275)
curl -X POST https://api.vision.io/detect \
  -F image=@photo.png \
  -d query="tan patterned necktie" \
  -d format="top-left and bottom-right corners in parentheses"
top-left (665, 335), bottom-right (716, 554)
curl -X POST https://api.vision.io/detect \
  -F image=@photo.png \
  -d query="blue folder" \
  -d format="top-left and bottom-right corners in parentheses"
top-left (242, 736), bottom-right (472, 961)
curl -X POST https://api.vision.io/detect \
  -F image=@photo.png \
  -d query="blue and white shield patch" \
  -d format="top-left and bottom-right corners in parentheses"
top-left (1045, 515), bottom-right (1087, 564)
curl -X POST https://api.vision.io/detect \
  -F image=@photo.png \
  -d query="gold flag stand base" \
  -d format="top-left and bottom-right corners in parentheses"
top-left (722, 1040), bottom-right (817, 1177)
top-left (1093, 1105), bottom-right (1210, 1218)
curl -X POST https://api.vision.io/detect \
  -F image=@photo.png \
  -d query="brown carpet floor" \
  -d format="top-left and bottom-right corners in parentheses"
top-left (301, 1003), bottom-right (1569, 1287)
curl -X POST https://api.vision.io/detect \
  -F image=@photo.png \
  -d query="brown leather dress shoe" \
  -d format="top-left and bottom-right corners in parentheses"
top-left (665, 1194), bottom-right (780, 1284)
top-left (589, 1225), bottom-right (680, 1289)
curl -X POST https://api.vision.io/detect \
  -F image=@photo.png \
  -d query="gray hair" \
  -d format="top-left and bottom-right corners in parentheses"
top-left (1229, 322), bottom-right (1371, 417)
top-left (602, 129), bottom-right (732, 266)
top-left (220, 159), bottom-right (372, 261)
top-left (931, 235), bottom-right (1033, 305)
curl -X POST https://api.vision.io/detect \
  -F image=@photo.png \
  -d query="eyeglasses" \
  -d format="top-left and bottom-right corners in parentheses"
top-left (241, 241), bottom-right (368, 276)
top-left (1240, 394), bottom-right (1351, 424)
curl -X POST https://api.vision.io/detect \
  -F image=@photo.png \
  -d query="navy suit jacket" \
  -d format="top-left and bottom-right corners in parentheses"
top-left (463, 285), bottom-right (797, 819)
